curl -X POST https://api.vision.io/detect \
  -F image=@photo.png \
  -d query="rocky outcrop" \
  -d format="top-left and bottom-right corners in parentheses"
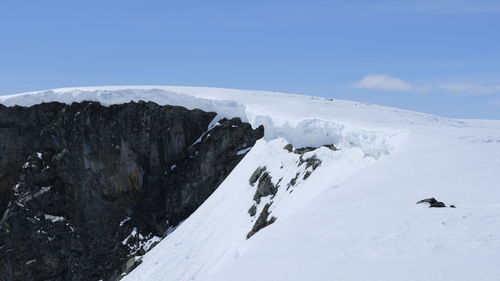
top-left (245, 144), bottom-right (333, 239)
top-left (247, 165), bottom-right (279, 239)
top-left (246, 203), bottom-right (276, 239)
top-left (0, 101), bottom-right (263, 281)
top-left (416, 197), bottom-right (449, 208)
top-left (252, 171), bottom-right (277, 203)
top-left (283, 144), bottom-right (338, 155)
top-left (249, 166), bottom-right (267, 187)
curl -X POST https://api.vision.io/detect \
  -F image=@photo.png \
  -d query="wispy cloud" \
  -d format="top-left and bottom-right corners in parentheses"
top-left (351, 74), bottom-right (412, 91)
top-left (439, 83), bottom-right (500, 95)
top-left (352, 74), bottom-right (500, 95)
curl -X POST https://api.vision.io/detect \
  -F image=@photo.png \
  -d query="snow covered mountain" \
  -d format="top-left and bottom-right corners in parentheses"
top-left (1, 86), bottom-right (500, 281)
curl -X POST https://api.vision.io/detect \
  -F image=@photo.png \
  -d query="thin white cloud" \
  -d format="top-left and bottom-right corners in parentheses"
top-left (352, 74), bottom-right (412, 91)
top-left (352, 73), bottom-right (500, 96)
top-left (439, 83), bottom-right (500, 95)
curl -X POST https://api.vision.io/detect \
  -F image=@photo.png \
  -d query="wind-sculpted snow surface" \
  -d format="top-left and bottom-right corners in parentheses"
top-left (2, 86), bottom-right (500, 281)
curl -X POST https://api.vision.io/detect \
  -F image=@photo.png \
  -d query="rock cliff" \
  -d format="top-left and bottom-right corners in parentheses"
top-left (0, 101), bottom-right (263, 281)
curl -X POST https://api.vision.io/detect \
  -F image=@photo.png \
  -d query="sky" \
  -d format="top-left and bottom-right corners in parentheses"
top-left (0, 0), bottom-right (499, 119)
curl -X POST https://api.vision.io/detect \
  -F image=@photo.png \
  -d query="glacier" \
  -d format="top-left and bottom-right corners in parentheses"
top-left (1, 86), bottom-right (500, 281)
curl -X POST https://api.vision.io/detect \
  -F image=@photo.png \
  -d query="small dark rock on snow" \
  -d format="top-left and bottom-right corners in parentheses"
top-left (283, 144), bottom-right (293, 152)
top-left (416, 197), bottom-right (446, 208)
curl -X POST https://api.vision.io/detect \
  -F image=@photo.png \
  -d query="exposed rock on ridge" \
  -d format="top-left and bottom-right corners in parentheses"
top-left (0, 101), bottom-right (263, 281)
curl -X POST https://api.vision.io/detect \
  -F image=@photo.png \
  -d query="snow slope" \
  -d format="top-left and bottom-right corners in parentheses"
top-left (1, 86), bottom-right (500, 281)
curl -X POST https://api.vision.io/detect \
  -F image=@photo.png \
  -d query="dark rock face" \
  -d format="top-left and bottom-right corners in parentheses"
top-left (0, 101), bottom-right (263, 281)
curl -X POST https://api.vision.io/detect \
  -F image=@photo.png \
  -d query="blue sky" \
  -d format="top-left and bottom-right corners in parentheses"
top-left (1, 0), bottom-right (499, 119)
